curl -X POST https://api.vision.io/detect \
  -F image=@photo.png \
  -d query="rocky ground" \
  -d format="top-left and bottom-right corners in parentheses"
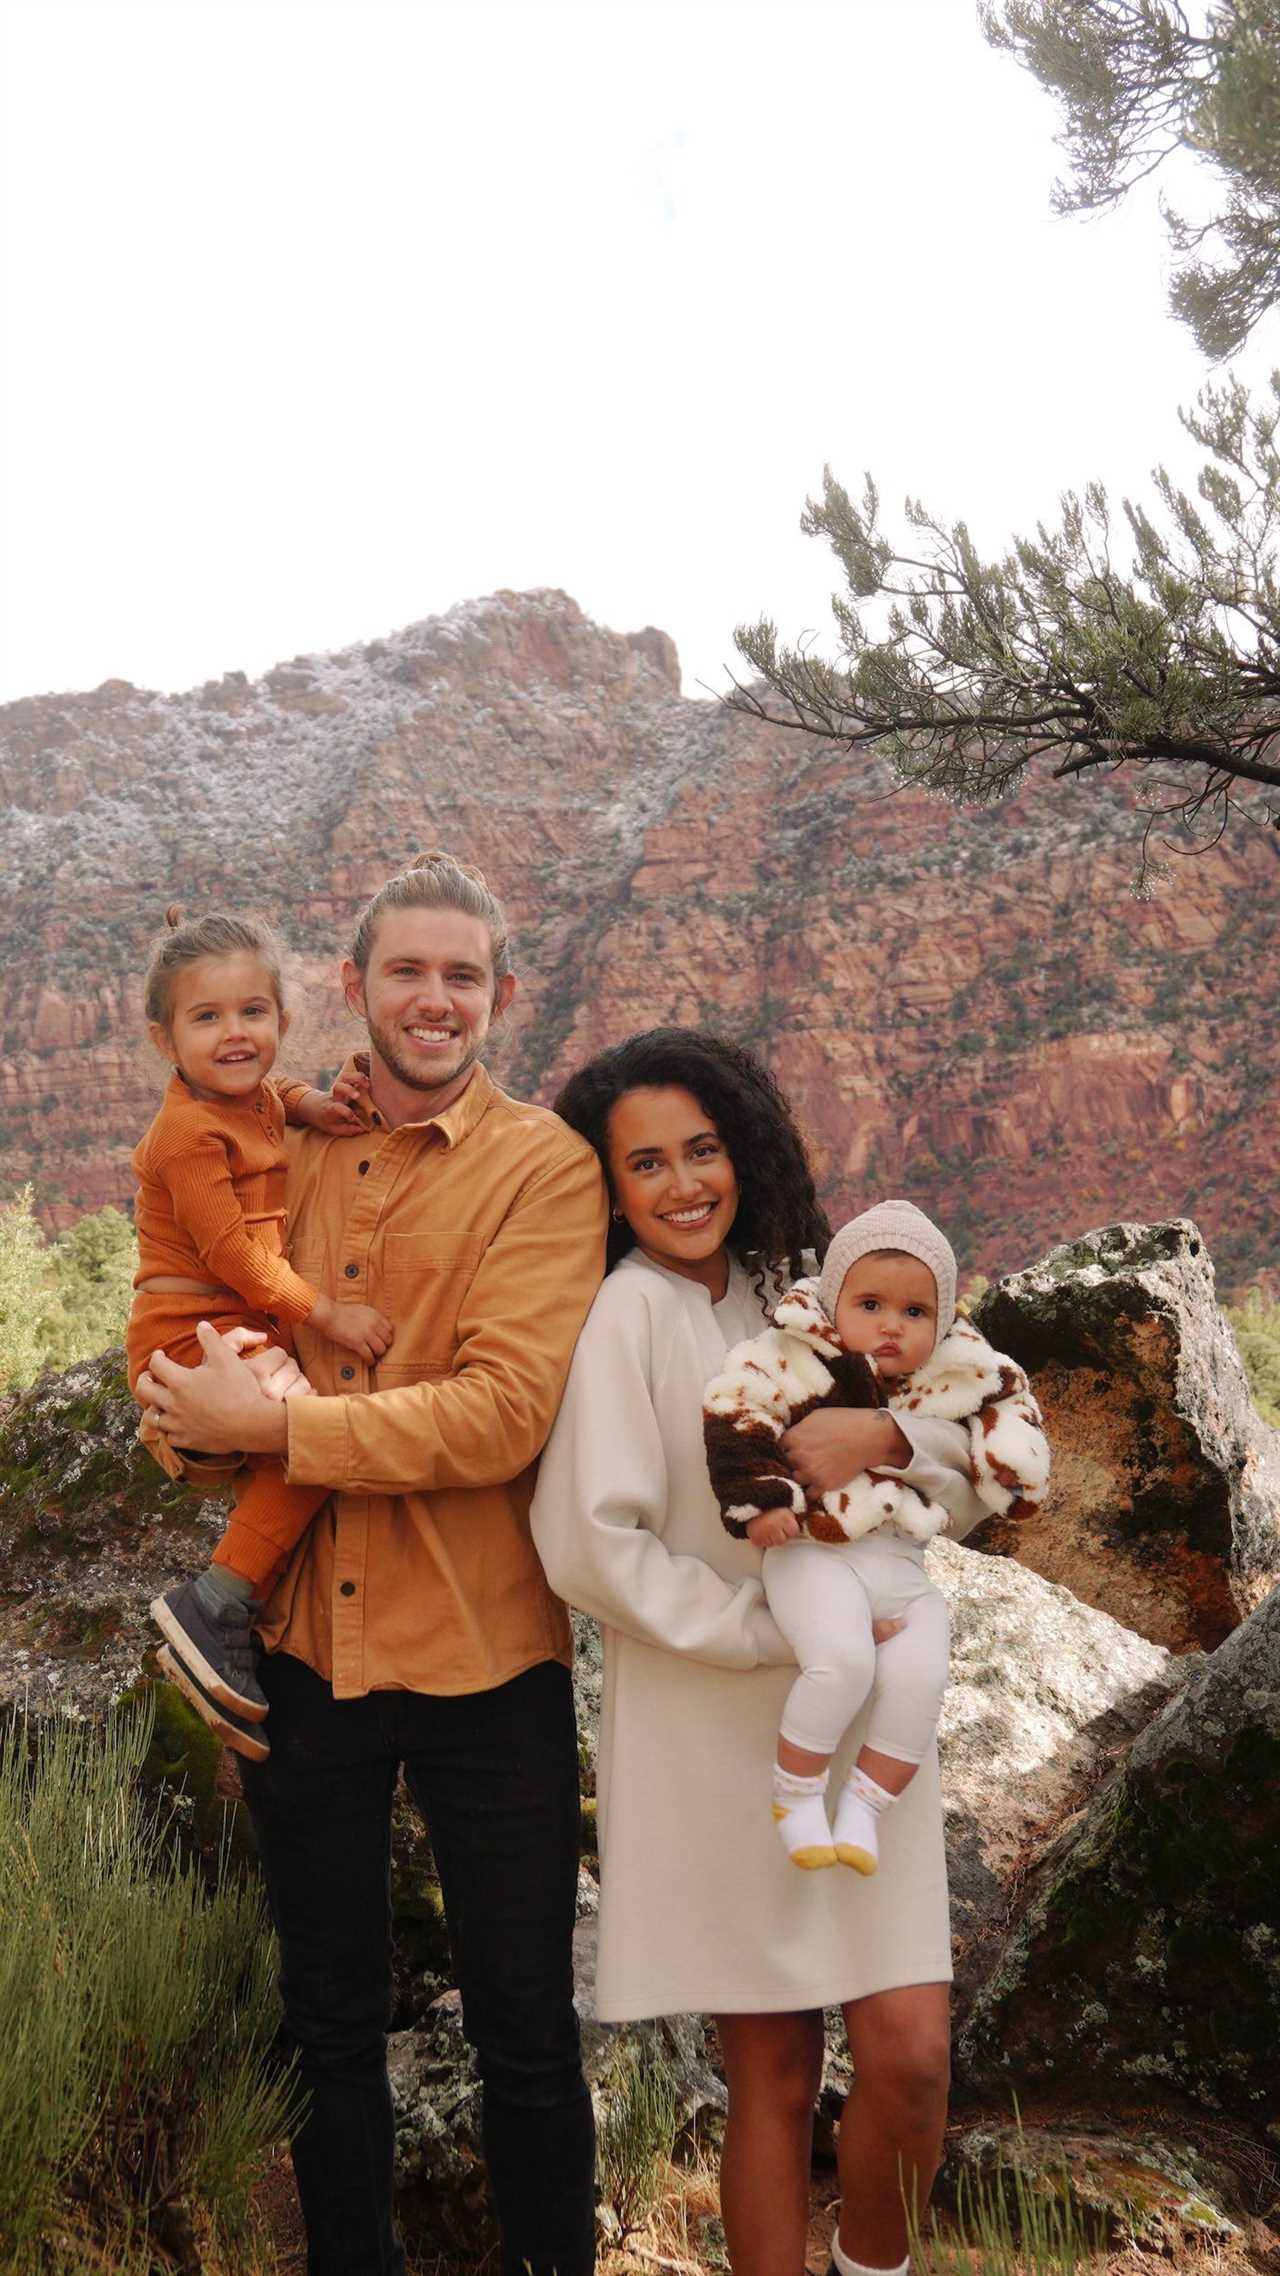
top-left (1, 1216), bottom-right (1278, 2271)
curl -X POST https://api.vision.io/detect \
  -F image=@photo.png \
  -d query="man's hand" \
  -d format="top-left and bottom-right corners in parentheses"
top-left (291, 1075), bottom-right (369, 1137)
top-left (781, 1408), bottom-right (911, 1497)
top-left (746, 1509), bottom-right (801, 1550)
top-left (310, 1296), bottom-right (394, 1362)
top-left (136, 1321), bottom-right (291, 1454)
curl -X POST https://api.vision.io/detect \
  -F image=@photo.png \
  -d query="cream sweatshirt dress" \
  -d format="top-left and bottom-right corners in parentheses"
top-left (531, 1250), bottom-right (989, 2023)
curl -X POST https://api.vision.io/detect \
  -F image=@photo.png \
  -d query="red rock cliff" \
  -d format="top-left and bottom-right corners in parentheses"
top-left (2, 589), bottom-right (1275, 1287)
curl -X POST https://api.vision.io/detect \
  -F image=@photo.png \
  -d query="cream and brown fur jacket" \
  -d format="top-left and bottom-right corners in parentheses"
top-left (704, 1278), bottom-right (1049, 1547)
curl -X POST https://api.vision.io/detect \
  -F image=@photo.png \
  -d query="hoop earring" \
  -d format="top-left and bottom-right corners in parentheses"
top-left (611, 1207), bottom-right (627, 1223)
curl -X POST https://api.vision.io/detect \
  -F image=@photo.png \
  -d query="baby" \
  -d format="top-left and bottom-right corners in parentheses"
top-left (704, 1200), bottom-right (1049, 1871)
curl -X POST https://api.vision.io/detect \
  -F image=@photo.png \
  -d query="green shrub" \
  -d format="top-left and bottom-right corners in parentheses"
top-left (0, 1190), bottom-right (138, 1393)
top-left (44, 1205), bottom-right (137, 1374)
top-left (0, 1187), bottom-right (51, 1391)
top-left (596, 2034), bottom-right (680, 2243)
top-left (0, 1699), bottom-right (295, 2274)
top-left (1225, 1289), bottom-right (1280, 1426)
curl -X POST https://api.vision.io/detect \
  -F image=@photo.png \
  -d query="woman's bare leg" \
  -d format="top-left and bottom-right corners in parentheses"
top-left (835, 1982), bottom-right (951, 2268)
top-left (715, 2009), bottom-right (825, 2276)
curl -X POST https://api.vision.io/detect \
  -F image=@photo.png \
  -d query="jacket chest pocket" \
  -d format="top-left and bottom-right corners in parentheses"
top-left (379, 1231), bottom-right (484, 1365)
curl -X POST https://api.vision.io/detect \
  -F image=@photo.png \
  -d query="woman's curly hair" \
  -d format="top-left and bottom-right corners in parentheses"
top-left (554, 1028), bottom-right (831, 1282)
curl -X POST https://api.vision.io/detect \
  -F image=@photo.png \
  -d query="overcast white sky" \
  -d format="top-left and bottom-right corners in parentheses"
top-left (0, 0), bottom-right (1247, 705)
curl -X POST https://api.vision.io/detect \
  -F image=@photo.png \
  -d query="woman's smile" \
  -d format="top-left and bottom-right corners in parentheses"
top-left (605, 1084), bottom-right (740, 1296)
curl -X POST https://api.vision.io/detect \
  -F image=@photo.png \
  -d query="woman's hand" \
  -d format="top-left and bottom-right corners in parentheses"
top-left (136, 1321), bottom-right (291, 1454)
top-left (781, 1408), bottom-right (910, 1496)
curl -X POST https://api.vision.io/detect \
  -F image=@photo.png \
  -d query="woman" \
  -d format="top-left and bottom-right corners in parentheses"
top-left (531, 1031), bottom-right (989, 2276)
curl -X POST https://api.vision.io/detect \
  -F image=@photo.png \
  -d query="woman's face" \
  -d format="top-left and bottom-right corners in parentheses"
top-left (606, 1084), bottom-right (740, 1293)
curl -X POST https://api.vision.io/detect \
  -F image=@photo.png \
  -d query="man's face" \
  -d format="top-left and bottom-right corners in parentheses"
top-left (342, 907), bottom-right (515, 1108)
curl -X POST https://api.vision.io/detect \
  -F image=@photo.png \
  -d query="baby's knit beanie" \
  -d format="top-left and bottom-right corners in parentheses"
top-left (817, 1199), bottom-right (957, 1349)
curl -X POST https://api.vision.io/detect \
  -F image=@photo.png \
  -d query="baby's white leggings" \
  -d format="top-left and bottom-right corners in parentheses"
top-left (762, 1531), bottom-right (949, 1764)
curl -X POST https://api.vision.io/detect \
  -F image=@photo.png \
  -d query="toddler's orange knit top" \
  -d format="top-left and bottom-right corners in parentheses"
top-left (132, 1072), bottom-right (318, 1325)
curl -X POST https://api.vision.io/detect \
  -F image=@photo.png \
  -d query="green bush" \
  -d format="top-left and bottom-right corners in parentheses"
top-left (0, 1191), bottom-right (137, 1393)
top-left (596, 2034), bottom-right (680, 2244)
top-left (44, 1205), bottom-right (138, 1374)
top-left (0, 1699), bottom-right (295, 2274)
top-left (0, 1187), bottom-right (52, 1391)
top-left (1225, 1288), bottom-right (1280, 1426)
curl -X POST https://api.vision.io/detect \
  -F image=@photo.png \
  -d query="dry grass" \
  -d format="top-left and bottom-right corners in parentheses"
top-left (248, 2137), bottom-right (1280, 2276)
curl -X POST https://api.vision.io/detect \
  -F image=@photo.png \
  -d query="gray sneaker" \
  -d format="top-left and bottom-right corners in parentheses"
top-left (150, 1578), bottom-right (269, 1721)
top-left (155, 1645), bottom-right (270, 1764)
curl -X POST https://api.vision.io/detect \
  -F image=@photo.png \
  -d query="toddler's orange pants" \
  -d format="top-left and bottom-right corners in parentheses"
top-left (128, 1293), bottom-right (327, 1591)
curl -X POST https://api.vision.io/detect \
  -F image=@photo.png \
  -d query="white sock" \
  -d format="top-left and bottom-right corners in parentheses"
top-left (832, 1766), bottom-right (895, 1875)
top-left (830, 2237), bottom-right (908, 2276)
top-left (771, 1764), bottom-right (836, 1869)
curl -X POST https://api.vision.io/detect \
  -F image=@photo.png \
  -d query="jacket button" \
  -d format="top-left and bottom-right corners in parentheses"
top-left (340, 1365), bottom-right (355, 1381)
top-left (339, 1581), bottom-right (356, 1597)
top-left (357, 1160), bottom-right (370, 1175)
top-left (344, 1263), bottom-right (359, 1279)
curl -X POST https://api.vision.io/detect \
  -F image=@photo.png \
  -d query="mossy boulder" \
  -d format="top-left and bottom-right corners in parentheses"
top-left (127, 1674), bottom-right (260, 1880)
top-left (958, 1580), bottom-right (1280, 2123)
top-left (973, 1220), bottom-right (1280, 1650)
top-left (943, 2123), bottom-right (1248, 2250)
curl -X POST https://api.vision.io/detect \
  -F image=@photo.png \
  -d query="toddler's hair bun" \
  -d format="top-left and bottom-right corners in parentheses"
top-left (164, 902), bottom-right (184, 929)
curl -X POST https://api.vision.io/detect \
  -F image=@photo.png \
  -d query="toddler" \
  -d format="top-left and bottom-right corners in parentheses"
top-left (704, 1200), bottom-right (1049, 1872)
top-left (127, 907), bottom-right (392, 1759)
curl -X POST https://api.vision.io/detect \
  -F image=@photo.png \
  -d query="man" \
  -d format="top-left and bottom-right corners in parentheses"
top-left (138, 852), bottom-right (607, 2276)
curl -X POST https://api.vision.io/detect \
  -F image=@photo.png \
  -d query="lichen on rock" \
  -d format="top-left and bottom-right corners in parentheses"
top-left (958, 1580), bottom-right (1280, 2118)
top-left (944, 2122), bottom-right (1243, 2250)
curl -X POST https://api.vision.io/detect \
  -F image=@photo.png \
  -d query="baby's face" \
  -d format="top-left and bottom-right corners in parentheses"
top-left (834, 1252), bottom-right (937, 1378)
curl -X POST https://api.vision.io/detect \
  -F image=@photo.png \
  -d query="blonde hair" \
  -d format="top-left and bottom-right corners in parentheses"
top-left (348, 851), bottom-right (511, 983)
top-left (143, 905), bottom-right (286, 1029)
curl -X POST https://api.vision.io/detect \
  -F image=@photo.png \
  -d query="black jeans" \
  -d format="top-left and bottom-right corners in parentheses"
top-left (241, 1652), bottom-right (595, 2276)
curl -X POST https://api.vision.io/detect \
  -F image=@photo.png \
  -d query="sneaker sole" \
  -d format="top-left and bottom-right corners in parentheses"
top-left (835, 1842), bottom-right (878, 1875)
top-left (150, 1595), bottom-right (269, 1721)
top-left (156, 1645), bottom-right (270, 1763)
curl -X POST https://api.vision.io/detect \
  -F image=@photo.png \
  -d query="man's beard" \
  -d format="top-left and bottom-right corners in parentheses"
top-left (364, 1015), bottom-right (485, 1097)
